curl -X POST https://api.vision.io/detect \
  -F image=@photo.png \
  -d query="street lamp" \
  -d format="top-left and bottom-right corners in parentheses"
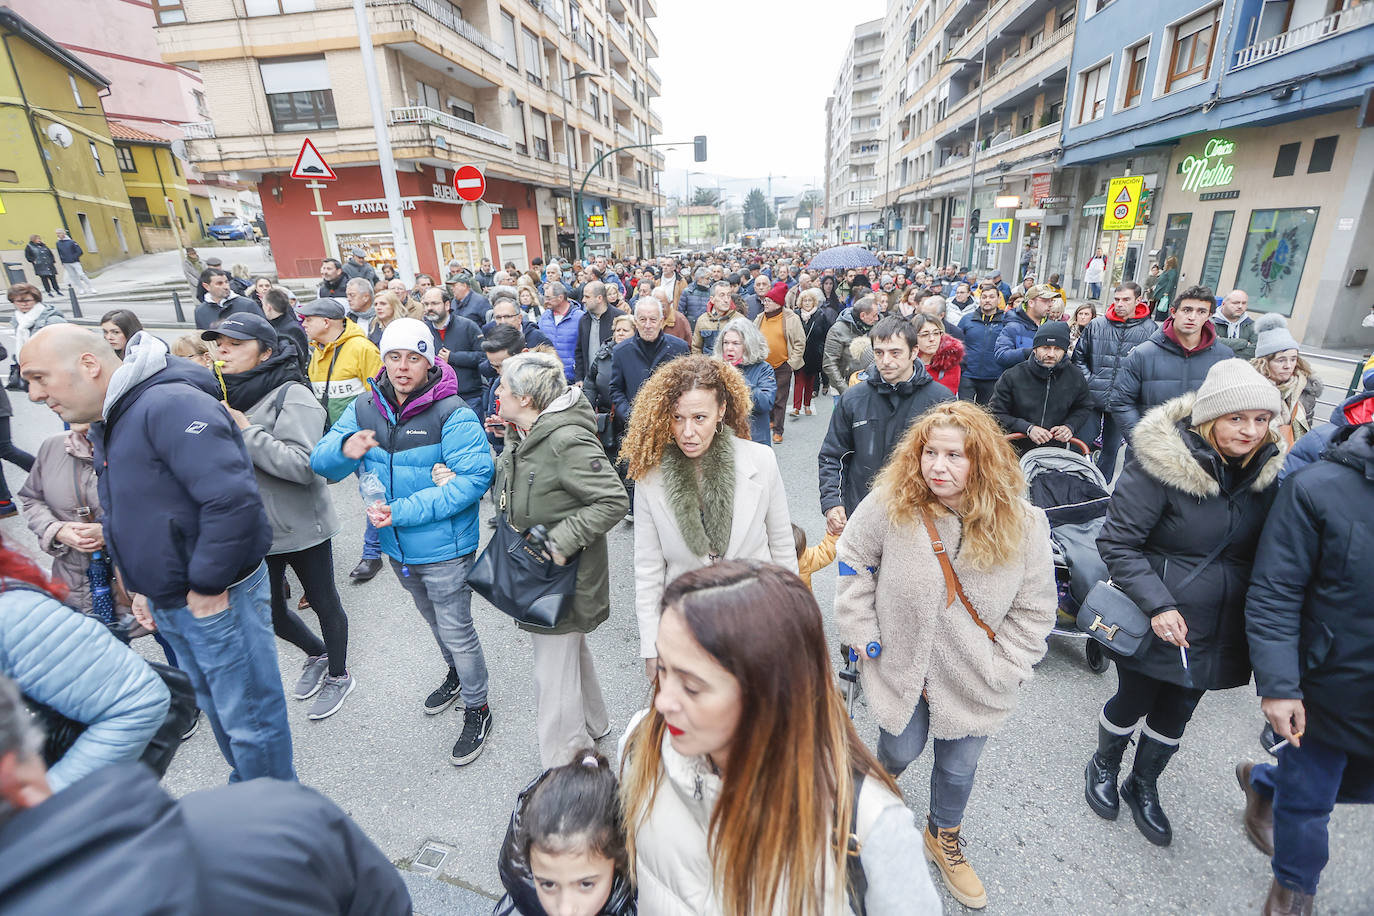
top-left (562, 68), bottom-right (601, 260)
top-left (941, 0), bottom-right (993, 269)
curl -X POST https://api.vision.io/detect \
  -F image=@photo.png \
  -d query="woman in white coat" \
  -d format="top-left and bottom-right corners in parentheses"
top-left (620, 354), bottom-right (796, 678)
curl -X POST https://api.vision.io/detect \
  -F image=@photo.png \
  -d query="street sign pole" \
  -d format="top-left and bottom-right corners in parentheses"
top-left (306, 182), bottom-right (332, 266)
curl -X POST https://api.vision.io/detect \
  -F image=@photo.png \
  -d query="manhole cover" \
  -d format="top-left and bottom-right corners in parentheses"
top-left (410, 841), bottom-right (454, 874)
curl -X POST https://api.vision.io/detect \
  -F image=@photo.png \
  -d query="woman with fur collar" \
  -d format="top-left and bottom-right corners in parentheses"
top-left (835, 400), bottom-right (1057, 909)
top-left (621, 355), bottom-right (796, 681)
top-left (1086, 360), bottom-right (1285, 848)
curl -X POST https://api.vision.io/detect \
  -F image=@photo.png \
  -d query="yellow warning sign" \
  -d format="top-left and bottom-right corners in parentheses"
top-left (0, 195), bottom-right (5, 215)
top-left (1103, 176), bottom-right (1145, 231)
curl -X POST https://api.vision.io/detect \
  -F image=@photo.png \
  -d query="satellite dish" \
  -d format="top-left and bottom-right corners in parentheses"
top-left (170, 139), bottom-right (188, 159)
top-left (46, 123), bottom-right (74, 148)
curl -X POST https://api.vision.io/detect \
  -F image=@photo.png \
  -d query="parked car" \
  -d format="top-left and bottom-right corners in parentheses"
top-left (206, 216), bottom-right (261, 241)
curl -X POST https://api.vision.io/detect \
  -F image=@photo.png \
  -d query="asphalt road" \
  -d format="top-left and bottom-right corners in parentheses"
top-left (3, 370), bottom-right (1371, 915)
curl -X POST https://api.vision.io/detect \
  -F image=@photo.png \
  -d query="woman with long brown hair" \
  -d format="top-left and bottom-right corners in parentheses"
top-left (836, 400), bottom-right (1056, 909)
top-left (621, 355), bottom-right (795, 679)
top-left (619, 561), bottom-right (940, 916)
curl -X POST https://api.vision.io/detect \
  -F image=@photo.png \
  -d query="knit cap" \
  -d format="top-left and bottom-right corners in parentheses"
top-left (1254, 313), bottom-right (1301, 359)
top-left (378, 317), bottom-right (434, 365)
top-left (1033, 320), bottom-right (1071, 350)
top-left (764, 281), bottom-right (789, 305)
top-left (1190, 359), bottom-right (1283, 425)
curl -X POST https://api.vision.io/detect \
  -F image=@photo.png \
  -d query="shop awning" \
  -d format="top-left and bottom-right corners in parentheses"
top-left (1082, 194), bottom-right (1106, 216)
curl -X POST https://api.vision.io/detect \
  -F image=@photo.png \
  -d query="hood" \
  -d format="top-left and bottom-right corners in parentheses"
top-left (967, 306), bottom-right (1003, 324)
top-left (1130, 392), bottom-right (1285, 498)
top-left (371, 358), bottom-right (459, 424)
top-left (928, 333), bottom-right (964, 373)
top-left (1330, 388), bottom-right (1374, 427)
top-left (1322, 422), bottom-right (1374, 480)
top-left (863, 359), bottom-right (936, 396)
top-left (312, 316), bottom-right (369, 357)
top-left (1108, 302), bottom-right (1152, 323)
top-left (1160, 316), bottom-right (1218, 354)
top-left (1026, 354), bottom-right (1071, 380)
top-left (513, 387), bottom-right (596, 450)
top-left (1212, 307), bottom-right (1249, 329)
top-left (103, 331), bottom-right (171, 418)
top-left (1006, 306), bottom-right (1041, 332)
top-left (64, 427), bottom-right (94, 461)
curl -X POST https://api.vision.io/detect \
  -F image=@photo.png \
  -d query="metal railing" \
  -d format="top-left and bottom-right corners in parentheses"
top-left (370, 0), bottom-right (504, 58)
top-left (388, 106), bottom-right (513, 147)
top-left (1232, 1), bottom-right (1374, 69)
top-left (531, 0), bottom-right (563, 29)
top-left (573, 30), bottom-right (594, 56)
top-left (182, 121), bottom-right (215, 139)
top-left (610, 68), bottom-right (633, 97)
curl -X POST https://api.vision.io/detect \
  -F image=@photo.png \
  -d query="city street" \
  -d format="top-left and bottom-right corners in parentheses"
top-left (3, 366), bottom-right (1370, 915)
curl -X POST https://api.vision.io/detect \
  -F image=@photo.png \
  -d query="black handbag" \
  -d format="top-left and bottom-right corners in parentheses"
top-left (468, 513), bottom-right (580, 628)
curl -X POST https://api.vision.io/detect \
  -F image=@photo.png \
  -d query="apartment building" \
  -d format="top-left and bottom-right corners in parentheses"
top-left (1061, 0), bottom-right (1374, 347)
top-left (825, 19), bottom-right (884, 245)
top-left (154, 0), bottom-right (665, 280)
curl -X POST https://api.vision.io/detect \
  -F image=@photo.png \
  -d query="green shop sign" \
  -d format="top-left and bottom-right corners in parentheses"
top-left (1178, 138), bottom-right (1236, 194)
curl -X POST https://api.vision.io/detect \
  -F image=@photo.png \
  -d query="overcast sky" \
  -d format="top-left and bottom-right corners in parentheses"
top-left (651, 0), bottom-right (885, 203)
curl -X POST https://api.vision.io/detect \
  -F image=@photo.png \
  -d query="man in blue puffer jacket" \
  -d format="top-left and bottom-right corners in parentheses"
top-left (311, 318), bottom-right (496, 767)
top-left (994, 283), bottom-right (1054, 369)
top-left (956, 284), bottom-right (1007, 404)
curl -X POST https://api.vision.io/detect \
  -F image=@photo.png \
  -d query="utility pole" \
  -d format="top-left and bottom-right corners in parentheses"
top-left (561, 69), bottom-right (600, 261)
top-left (962, 0), bottom-right (992, 271)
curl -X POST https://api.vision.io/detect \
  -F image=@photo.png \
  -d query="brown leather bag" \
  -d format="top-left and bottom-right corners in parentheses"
top-left (921, 512), bottom-right (996, 643)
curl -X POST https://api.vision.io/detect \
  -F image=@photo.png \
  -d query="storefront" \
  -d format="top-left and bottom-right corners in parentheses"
top-left (1150, 109), bottom-right (1366, 342)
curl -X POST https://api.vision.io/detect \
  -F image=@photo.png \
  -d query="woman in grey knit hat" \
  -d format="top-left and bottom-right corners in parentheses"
top-left (1084, 360), bottom-right (1285, 848)
top-left (1250, 313), bottom-right (1324, 444)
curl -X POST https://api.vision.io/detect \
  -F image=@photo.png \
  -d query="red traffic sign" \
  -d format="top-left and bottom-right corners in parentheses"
top-left (453, 164), bottom-right (486, 202)
top-left (1113, 203), bottom-right (1130, 221)
top-left (290, 138), bottom-right (337, 180)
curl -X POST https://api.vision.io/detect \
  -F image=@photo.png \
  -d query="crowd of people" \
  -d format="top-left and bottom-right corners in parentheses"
top-left (0, 241), bottom-right (1370, 916)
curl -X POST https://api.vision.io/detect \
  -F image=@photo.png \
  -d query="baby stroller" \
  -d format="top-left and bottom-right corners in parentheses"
top-left (1010, 435), bottom-right (1113, 673)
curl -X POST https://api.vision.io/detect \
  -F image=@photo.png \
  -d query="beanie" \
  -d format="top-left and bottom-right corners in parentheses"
top-left (1253, 313), bottom-right (1301, 359)
top-left (1190, 359), bottom-right (1283, 426)
top-left (1032, 320), bottom-right (1071, 350)
top-left (764, 281), bottom-right (789, 306)
top-left (378, 317), bottom-right (434, 365)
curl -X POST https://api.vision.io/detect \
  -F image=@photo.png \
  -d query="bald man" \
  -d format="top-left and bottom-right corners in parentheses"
top-left (20, 324), bottom-right (295, 782)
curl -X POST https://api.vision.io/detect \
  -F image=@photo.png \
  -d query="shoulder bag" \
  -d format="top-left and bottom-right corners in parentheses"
top-left (1078, 530), bottom-right (1238, 657)
top-left (920, 512), bottom-right (996, 642)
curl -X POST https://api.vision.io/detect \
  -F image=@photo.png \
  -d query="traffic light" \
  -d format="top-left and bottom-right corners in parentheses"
top-left (693, 135), bottom-right (707, 162)
top-left (968, 208), bottom-right (981, 236)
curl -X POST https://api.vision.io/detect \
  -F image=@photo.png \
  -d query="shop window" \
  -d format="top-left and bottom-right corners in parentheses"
top-left (1198, 210), bottom-right (1234, 290)
top-left (1234, 208), bottom-right (1319, 316)
top-left (260, 56), bottom-right (338, 132)
top-left (1164, 5), bottom-right (1219, 93)
top-left (154, 0), bottom-right (187, 24)
top-left (89, 141), bottom-right (104, 175)
top-left (115, 145), bottom-right (137, 173)
top-left (1158, 213), bottom-right (1191, 269)
top-left (1307, 136), bottom-right (1337, 174)
top-left (1273, 142), bottom-right (1300, 177)
top-left (500, 208), bottom-right (519, 229)
top-left (1074, 61), bottom-right (1110, 125)
top-left (1121, 41), bottom-right (1149, 109)
top-left (501, 11), bottom-right (519, 70)
top-left (245, 0), bottom-right (315, 14)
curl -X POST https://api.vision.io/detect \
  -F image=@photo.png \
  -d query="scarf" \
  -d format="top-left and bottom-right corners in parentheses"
top-left (222, 349), bottom-right (308, 411)
top-left (1275, 369), bottom-right (1311, 436)
top-left (13, 305), bottom-right (45, 352)
top-left (659, 431), bottom-right (735, 561)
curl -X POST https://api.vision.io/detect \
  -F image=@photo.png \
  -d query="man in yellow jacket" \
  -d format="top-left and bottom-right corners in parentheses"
top-left (301, 299), bottom-right (385, 581)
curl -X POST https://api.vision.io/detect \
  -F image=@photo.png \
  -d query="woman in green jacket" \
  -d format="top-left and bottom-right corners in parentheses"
top-left (494, 351), bottom-right (630, 768)
top-left (1151, 256), bottom-right (1179, 320)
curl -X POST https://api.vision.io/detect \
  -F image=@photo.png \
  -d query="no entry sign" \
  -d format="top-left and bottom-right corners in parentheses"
top-left (453, 165), bottom-right (486, 202)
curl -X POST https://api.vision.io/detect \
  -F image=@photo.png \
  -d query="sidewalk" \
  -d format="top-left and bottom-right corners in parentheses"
top-left (83, 243), bottom-right (278, 295)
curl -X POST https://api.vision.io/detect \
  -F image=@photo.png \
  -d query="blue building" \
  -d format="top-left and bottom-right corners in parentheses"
top-left (1058, 0), bottom-right (1374, 346)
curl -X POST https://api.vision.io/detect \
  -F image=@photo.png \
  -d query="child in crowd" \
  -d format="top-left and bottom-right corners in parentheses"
top-left (495, 749), bottom-right (636, 916)
top-left (793, 522), bottom-right (838, 591)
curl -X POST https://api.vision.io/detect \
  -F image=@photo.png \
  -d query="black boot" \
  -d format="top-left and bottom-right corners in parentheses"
top-left (1084, 722), bottom-right (1134, 820)
top-left (1120, 732), bottom-right (1179, 846)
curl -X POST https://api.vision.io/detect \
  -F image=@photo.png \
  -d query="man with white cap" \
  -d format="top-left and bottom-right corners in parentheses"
top-left (311, 318), bottom-right (496, 766)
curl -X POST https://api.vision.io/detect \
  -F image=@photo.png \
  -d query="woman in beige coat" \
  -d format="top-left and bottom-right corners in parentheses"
top-left (621, 354), bottom-right (796, 678)
top-left (836, 400), bottom-right (1056, 910)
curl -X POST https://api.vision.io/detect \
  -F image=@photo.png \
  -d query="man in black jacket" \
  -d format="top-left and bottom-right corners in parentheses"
top-left (610, 296), bottom-right (688, 422)
top-left (318, 258), bottom-right (348, 298)
top-left (818, 317), bottom-right (954, 535)
top-left (450, 275), bottom-right (491, 327)
top-left (1239, 422), bottom-right (1374, 916)
top-left (575, 281), bottom-right (627, 384)
top-left (1073, 282), bottom-right (1155, 477)
top-left (421, 286), bottom-right (485, 412)
top-left (195, 268), bottom-right (264, 330)
top-left (0, 676), bottom-right (409, 916)
top-left (990, 321), bottom-right (1095, 445)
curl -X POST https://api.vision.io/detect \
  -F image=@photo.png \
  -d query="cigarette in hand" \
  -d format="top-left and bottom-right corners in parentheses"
top-left (1180, 646), bottom-right (1189, 670)
top-left (1268, 730), bottom-right (1303, 754)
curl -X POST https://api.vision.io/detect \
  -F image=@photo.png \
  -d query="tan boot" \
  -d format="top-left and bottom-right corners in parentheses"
top-left (1262, 878), bottom-right (1314, 916)
top-left (923, 819), bottom-right (987, 909)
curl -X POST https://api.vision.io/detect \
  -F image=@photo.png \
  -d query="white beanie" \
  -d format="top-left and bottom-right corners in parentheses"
top-left (1190, 359), bottom-right (1283, 426)
top-left (378, 317), bottom-right (434, 365)
top-left (1254, 313), bottom-right (1301, 359)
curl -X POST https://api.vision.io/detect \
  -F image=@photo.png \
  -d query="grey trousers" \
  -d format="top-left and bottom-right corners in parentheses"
top-left (530, 631), bottom-right (609, 768)
top-left (392, 555), bottom-right (489, 708)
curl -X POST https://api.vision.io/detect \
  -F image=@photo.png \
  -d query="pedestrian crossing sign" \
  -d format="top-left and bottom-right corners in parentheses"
top-left (987, 219), bottom-right (1012, 243)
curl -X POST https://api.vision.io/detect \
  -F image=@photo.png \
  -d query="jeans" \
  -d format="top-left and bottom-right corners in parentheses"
top-left (1250, 737), bottom-right (1374, 894)
top-left (1087, 282), bottom-right (1102, 299)
top-left (391, 554), bottom-right (488, 707)
top-left (1096, 411), bottom-right (1125, 482)
top-left (38, 273), bottom-right (60, 295)
top-left (150, 562), bottom-right (296, 782)
top-left (877, 698), bottom-right (989, 829)
top-left (267, 540), bottom-right (350, 677)
top-left (0, 418), bottom-right (35, 501)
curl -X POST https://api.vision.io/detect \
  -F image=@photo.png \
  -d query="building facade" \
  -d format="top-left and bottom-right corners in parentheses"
top-left (109, 122), bottom-right (204, 252)
top-left (0, 9), bottom-right (140, 283)
top-left (676, 206), bottom-right (720, 248)
top-left (155, 0), bottom-right (664, 281)
top-left (825, 19), bottom-right (884, 245)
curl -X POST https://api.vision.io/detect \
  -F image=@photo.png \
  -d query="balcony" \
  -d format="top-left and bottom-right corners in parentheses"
top-left (389, 106), bottom-right (512, 147)
top-left (611, 68), bottom-right (634, 98)
top-left (646, 63), bottom-right (661, 95)
top-left (370, 0), bottom-right (504, 59)
top-left (616, 121), bottom-right (637, 143)
top-left (529, 0), bottom-right (563, 30)
top-left (1232, 1), bottom-right (1374, 69)
top-left (938, 21), bottom-right (1071, 139)
top-left (182, 121), bottom-right (215, 139)
top-left (573, 29), bottom-right (594, 57)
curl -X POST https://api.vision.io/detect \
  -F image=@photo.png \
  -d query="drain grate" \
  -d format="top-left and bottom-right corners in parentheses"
top-left (410, 841), bottom-right (454, 875)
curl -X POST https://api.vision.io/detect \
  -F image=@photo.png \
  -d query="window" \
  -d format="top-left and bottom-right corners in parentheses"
top-left (501, 11), bottom-right (519, 69)
top-left (1165, 6), bottom-right (1219, 93)
top-left (154, 0), bottom-right (186, 24)
top-left (1273, 141), bottom-right (1300, 177)
top-left (192, 89), bottom-right (209, 118)
top-left (89, 141), bottom-right (104, 175)
top-left (593, 142), bottom-right (605, 177)
top-left (500, 207), bottom-right (519, 229)
top-left (77, 212), bottom-right (97, 252)
top-left (1122, 42), bottom-right (1149, 108)
top-left (112, 217), bottom-right (128, 253)
top-left (513, 101), bottom-right (528, 155)
top-left (1308, 135), bottom-right (1337, 173)
top-left (566, 126), bottom-right (578, 168)
top-left (0, 169), bottom-right (16, 182)
top-left (522, 28), bottom-right (543, 85)
top-left (531, 108), bottom-right (549, 160)
top-left (415, 80), bottom-right (442, 109)
top-left (129, 197), bottom-right (153, 224)
top-left (1075, 61), bottom-right (1110, 124)
top-left (69, 74), bottom-right (84, 107)
top-left (448, 98), bottom-right (476, 122)
top-left (1058, 6), bottom-right (1074, 27)
top-left (260, 56), bottom-right (338, 131)
top-left (245, 0), bottom-right (315, 13)
top-left (114, 145), bottom-right (136, 172)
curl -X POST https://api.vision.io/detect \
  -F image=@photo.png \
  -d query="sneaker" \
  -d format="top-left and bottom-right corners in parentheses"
top-left (451, 704), bottom-right (492, 766)
top-left (789, 408), bottom-right (800, 417)
top-left (293, 655), bottom-right (330, 700)
top-left (923, 820), bottom-right (987, 909)
top-left (308, 672), bottom-right (356, 720)
top-left (424, 668), bottom-right (461, 715)
top-left (181, 710), bottom-right (201, 741)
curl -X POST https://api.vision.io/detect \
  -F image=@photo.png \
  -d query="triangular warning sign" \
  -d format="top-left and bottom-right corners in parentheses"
top-left (1113, 185), bottom-right (1133, 203)
top-left (291, 138), bottom-right (337, 180)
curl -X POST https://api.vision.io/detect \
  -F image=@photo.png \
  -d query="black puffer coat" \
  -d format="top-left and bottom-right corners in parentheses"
top-left (1071, 305), bottom-right (1155, 410)
top-left (1247, 423), bottom-right (1374, 758)
top-left (989, 355), bottom-right (1096, 441)
top-left (1108, 320), bottom-right (1234, 436)
top-left (1097, 392), bottom-right (1283, 689)
top-left (799, 306), bottom-right (834, 376)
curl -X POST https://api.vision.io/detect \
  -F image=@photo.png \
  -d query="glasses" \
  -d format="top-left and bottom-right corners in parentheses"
top-left (917, 330), bottom-right (944, 341)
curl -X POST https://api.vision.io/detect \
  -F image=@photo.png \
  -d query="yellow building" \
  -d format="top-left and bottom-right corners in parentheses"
top-left (109, 122), bottom-right (204, 252)
top-left (0, 8), bottom-right (140, 282)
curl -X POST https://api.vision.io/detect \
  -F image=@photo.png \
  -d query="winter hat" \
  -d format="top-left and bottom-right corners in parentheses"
top-left (1254, 313), bottom-right (1301, 359)
top-left (1032, 321), bottom-right (1071, 351)
top-left (764, 281), bottom-right (789, 306)
top-left (378, 317), bottom-right (435, 365)
top-left (1190, 359), bottom-right (1283, 426)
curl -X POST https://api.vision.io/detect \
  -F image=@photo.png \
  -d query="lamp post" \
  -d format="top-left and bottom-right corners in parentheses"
top-left (941, 0), bottom-right (992, 269)
top-left (561, 68), bottom-right (601, 261)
